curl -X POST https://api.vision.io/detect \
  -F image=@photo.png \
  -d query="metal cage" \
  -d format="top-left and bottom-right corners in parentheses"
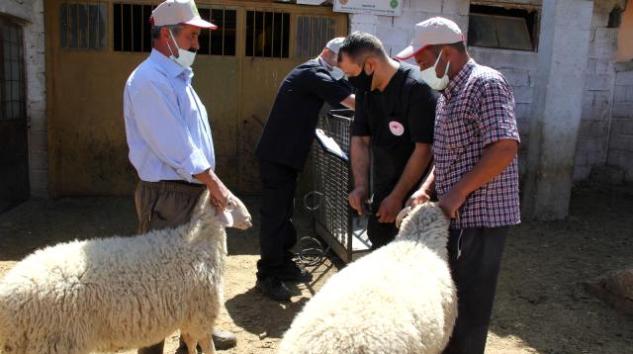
top-left (311, 109), bottom-right (371, 263)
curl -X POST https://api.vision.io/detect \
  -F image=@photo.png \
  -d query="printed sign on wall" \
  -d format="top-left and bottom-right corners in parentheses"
top-left (333, 0), bottom-right (402, 16)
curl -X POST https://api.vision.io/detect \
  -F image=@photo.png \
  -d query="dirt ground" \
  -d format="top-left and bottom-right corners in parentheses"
top-left (1, 184), bottom-right (632, 354)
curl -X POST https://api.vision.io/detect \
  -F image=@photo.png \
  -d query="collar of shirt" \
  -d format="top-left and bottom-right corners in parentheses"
top-left (149, 49), bottom-right (194, 84)
top-left (316, 56), bottom-right (332, 71)
top-left (442, 58), bottom-right (476, 101)
top-left (369, 62), bottom-right (405, 95)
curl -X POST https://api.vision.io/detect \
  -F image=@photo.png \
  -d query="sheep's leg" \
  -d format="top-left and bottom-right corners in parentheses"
top-left (198, 333), bottom-right (216, 354)
top-left (181, 332), bottom-right (199, 354)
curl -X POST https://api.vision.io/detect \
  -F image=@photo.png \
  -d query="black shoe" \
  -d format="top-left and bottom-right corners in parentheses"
top-left (256, 277), bottom-right (292, 301)
top-left (277, 262), bottom-right (313, 283)
top-left (212, 329), bottom-right (237, 350)
top-left (177, 329), bottom-right (237, 352)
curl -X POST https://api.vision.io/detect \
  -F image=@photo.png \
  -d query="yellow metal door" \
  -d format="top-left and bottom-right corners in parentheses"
top-left (191, 4), bottom-right (241, 189)
top-left (46, 0), bottom-right (151, 196)
top-left (235, 4), bottom-right (347, 193)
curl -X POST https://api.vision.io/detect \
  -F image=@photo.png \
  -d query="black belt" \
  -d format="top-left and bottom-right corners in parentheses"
top-left (159, 180), bottom-right (204, 187)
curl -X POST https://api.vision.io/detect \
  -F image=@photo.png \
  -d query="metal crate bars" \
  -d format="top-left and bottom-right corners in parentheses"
top-left (311, 109), bottom-right (370, 263)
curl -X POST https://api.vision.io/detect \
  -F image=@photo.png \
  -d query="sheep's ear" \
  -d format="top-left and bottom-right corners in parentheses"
top-left (395, 206), bottom-right (412, 229)
top-left (215, 208), bottom-right (234, 227)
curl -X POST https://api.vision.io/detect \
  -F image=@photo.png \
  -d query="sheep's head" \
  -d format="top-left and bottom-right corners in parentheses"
top-left (194, 190), bottom-right (253, 230)
top-left (216, 195), bottom-right (252, 230)
top-left (396, 202), bottom-right (450, 258)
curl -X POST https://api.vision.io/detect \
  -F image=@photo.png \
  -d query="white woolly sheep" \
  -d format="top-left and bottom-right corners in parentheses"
top-left (277, 202), bottom-right (457, 354)
top-left (0, 190), bottom-right (251, 354)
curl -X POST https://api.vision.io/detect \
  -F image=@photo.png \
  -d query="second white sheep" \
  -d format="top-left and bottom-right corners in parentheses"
top-left (277, 202), bottom-right (457, 354)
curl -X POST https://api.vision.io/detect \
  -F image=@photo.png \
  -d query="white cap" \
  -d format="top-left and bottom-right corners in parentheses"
top-left (396, 17), bottom-right (463, 60)
top-left (325, 37), bottom-right (345, 55)
top-left (151, 0), bottom-right (217, 29)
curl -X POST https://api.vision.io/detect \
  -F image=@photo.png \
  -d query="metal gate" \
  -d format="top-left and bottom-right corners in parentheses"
top-left (45, 0), bottom-right (348, 196)
top-left (0, 16), bottom-right (29, 211)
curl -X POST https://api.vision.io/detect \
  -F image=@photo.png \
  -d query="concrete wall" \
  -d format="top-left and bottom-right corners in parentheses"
top-left (573, 0), bottom-right (622, 181)
top-left (608, 62), bottom-right (633, 179)
top-left (573, 0), bottom-right (633, 183)
top-left (350, 0), bottom-right (470, 58)
top-left (522, 0), bottom-right (594, 220)
top-left (609, 1), bottom-right (633, 181)
top-left (0, 0), bottom-right (47, 198)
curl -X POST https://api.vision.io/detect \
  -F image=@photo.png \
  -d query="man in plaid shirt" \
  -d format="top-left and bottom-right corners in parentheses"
top-left (397, 17), bottom-right (520, 354)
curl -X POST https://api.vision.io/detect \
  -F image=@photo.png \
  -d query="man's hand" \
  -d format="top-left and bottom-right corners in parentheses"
top-left (348, 186), bottom-right (368, 216)
top-left (406, 188), bottom-right (431, 207)
top-left (194, 169), bottom-right (232, 211)
top-left (207, 179), bottom-right (231, 211)
top-left (438, 188), bottom-right (467, 219)
top-left (437, 139), bottom-right (518, 218)
top-left (376, 193), bottom-right (403, 223)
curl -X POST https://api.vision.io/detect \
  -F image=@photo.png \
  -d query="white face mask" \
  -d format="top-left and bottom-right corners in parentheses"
top-left (319, 56), bottom-right (345, 80)
top-left (330, 67), bottom-right (345, 80)
top-left (168, 30), bottom-right (196, 68)
top-left (420, 50), bottom-right (450, 91)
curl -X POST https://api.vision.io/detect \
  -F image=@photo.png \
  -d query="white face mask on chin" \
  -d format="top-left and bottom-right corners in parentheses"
top-left (319, 56), bottom-right (345, 80)
top-left (330, 67), bottom-right (345, 80)
top-left (168, 30), bottom-right (197, 68)
top-left (420, 50), bottom-right (450, 91)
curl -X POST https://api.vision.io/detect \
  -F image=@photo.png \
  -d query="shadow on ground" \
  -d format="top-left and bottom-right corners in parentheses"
top-left (225, 287), bottom-right (308, 339)
top-left (0, 197), bottom-right (137, 261)
top-left (0, 195), bottom-right (273, 261)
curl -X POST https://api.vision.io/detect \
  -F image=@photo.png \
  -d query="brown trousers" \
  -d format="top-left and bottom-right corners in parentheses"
top-left (134, 181), bottom-right (205, 354)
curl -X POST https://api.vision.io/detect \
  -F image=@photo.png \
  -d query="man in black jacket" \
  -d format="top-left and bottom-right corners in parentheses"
top-left (255, 38), bottom-right (355, 301)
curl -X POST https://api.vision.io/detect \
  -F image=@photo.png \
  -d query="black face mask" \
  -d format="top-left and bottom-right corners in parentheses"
top-left (348, 61), bottom-right (374, 92)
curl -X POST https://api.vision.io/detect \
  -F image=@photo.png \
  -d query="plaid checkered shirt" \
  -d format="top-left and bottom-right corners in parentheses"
top-left (434, 59), bottom-right (521, 229)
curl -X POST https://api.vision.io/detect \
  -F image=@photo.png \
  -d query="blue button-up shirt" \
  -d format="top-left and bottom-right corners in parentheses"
top-left (124, 49), bottom-right (215, 183)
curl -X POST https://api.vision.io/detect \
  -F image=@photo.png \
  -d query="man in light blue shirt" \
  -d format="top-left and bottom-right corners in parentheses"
top-left (123, 0), bottom-right (236, 353)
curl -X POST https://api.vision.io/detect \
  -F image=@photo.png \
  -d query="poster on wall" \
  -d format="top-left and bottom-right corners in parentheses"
top-left (296, 0), bottom-right (326, 5)
top-left (333, 0), bottom-right (402, 16)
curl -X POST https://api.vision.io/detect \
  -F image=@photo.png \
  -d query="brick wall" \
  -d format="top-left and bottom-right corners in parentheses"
top-left (572, 0), bottom-right (621, 181)
top-left (608, 63), bottom-right (633, 180)
top-left (468, 48), bottom-right (537, 177)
